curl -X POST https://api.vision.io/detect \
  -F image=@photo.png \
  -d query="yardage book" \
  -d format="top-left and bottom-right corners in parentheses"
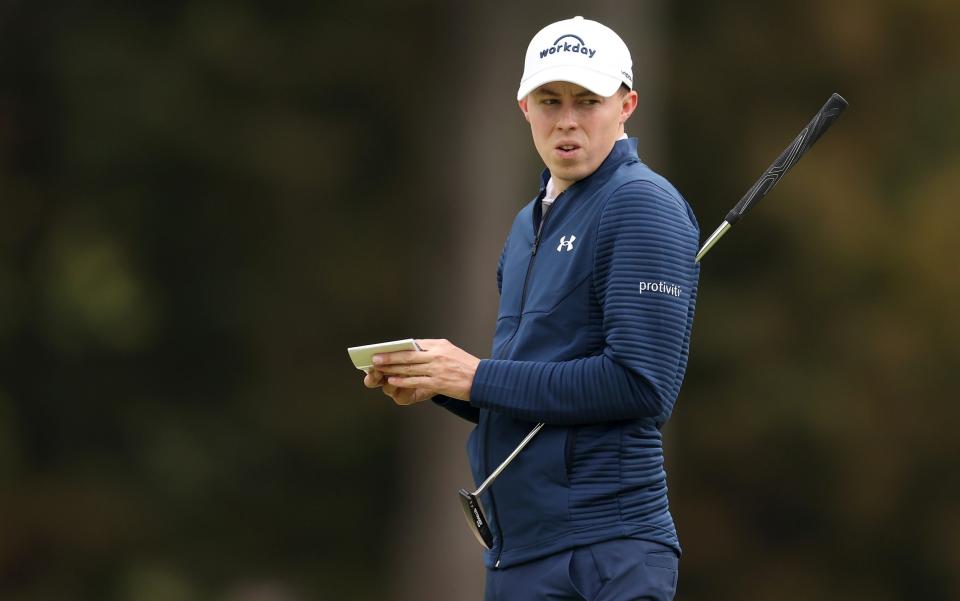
top-left (347, 338), bottom-right (422, 373)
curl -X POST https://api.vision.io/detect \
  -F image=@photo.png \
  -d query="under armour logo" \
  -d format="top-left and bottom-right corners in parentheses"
top-left (557, 235), bottom-right (577, 252)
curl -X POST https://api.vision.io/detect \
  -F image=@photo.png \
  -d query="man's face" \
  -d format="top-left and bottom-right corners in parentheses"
top-left (519, 82), bottom-right (638, 192)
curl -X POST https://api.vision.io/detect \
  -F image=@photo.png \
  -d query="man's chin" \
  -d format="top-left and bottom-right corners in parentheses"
top-left (547, 164), bottom-right (589, 184)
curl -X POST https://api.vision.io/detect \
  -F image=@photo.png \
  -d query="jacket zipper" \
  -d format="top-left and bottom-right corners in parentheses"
top-left (487, 192), bottom-right (561, 568)
top-left (497, 193), bottom-right (559, 352)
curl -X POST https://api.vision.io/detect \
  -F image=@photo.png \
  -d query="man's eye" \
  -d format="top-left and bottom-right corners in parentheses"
top-left (580, 98), bottom-right (600, 105)
top-left (541, 98), bottom-right (559, 105)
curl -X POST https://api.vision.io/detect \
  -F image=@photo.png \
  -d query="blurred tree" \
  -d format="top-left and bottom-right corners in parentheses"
top-left (0, 0), bottom-right (957, 600)
top-left (0, 1), bottom-right (447, 599)
top-left (668, 1), bottom-right (960, 599)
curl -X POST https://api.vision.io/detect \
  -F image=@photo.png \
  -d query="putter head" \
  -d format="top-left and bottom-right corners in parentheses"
top-left (458, 489), bottom-right (493, 549)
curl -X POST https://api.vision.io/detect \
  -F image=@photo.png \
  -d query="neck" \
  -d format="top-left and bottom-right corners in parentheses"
top-left (551, 177), bottom-right (573, 195)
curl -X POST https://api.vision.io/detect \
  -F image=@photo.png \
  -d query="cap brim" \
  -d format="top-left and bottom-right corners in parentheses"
top-left (517, 65), bottom-right (622, 101)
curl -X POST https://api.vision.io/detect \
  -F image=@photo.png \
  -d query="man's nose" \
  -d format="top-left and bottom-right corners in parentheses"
top-left (556, 103), bottom-right (578, 129)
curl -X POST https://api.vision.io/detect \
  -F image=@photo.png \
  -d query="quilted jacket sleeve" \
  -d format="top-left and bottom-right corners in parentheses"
top-left (468, 181), bottom-right (700, 425)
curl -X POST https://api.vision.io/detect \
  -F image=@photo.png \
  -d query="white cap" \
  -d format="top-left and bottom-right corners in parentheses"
top-left (517, 16), bottom-right (633, 101)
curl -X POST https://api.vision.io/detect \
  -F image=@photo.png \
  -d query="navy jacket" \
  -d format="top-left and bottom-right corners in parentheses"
top-left (436, 138), bottom-right (700, 568)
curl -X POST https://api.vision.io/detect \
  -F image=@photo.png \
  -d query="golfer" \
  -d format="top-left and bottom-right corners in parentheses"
top-left (365, 16), bottom-right (700, 601)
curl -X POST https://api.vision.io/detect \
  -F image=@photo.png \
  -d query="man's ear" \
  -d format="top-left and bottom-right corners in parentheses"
top-left (620, 90), bottom-right (639, 125)
top-left (518, 97), bottom-right (531, 123)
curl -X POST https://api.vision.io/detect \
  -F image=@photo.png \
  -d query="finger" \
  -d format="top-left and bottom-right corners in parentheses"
top-left (387, 375), bottom-right (432, 389)
top-left (377, 363), bottom-right (430, 376)
top-left (382, 384), bottom-right (404, 405)
top-left (373, 349), bottom-right (430, 367)
top-left (364, 370), bottom-right (384, 388)
top-left (412, 389), bottom-right (435, 404)
top-left (393, 390), bottom-right (417, 406)
top-left (414, 339), bottom-right (446, 351)
top-left (382, 383), bottom-right (414, 406)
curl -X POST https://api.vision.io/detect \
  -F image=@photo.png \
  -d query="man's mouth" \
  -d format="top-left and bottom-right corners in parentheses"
top-left (555, 143), bottom-right (581, 157)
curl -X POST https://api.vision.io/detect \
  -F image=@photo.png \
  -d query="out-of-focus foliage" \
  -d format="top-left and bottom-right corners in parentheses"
top-left (668, 1), bottom-right (960, 600)
top-left (0, 0), bottom-right (957, 600)
top-left (0, 2), bottom-right (453, 599)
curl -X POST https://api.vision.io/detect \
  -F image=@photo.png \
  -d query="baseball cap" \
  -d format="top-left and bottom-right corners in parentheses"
top-left (517, 16), bottom-right (633, 101)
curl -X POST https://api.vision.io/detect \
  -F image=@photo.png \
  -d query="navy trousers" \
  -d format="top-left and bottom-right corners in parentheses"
top-left (484, 538), bottom-right (679, 601)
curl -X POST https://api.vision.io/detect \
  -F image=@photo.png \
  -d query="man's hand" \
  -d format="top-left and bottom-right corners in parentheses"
top-left (363, 339), bottom-right (480, 405)
top-left (363, 369), bottom-right (436, 406)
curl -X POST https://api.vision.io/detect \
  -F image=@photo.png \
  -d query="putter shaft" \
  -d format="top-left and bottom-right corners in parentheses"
top-left (473, 422), bottom-right (545, 496)
top-left (695, 221), bottom-right (731, 263)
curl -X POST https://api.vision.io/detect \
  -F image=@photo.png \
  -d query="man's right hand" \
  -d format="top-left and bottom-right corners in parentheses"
top-left (364, 369), bottom-right (436, 406)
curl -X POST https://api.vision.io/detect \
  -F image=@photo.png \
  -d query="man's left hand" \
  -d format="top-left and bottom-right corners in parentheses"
top-left (372, 339), bottom-right (480, 403)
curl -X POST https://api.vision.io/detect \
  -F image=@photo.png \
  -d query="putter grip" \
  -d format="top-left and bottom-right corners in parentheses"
top-left (725, 93), bottom-right (849, 225)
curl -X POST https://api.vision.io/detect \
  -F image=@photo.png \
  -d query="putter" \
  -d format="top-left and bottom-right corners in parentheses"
top-left (458, 422), bottom-right (544, 549)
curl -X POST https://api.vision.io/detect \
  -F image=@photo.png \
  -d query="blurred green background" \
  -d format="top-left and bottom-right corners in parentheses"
top-left (1, 1), bottom-right (958, 600)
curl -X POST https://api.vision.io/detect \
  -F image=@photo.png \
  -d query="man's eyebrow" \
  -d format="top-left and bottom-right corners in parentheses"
top-left (574, 89), bottom-right (600, 97)
top-left (535, 86), bottom-right (561, 96)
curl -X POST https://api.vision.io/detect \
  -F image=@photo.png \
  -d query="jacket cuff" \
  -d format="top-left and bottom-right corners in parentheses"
top-left (470, 358), bottom-right (515, 411)
top-left (432, 393), bottom-right (480, 424)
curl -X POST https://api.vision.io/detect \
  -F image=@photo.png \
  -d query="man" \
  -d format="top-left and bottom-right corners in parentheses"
top-left (364, 16), bottom-right (699, 601)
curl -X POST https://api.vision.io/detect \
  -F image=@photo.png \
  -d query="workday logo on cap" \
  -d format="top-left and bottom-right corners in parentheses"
top-left (517, 16), bottom-right (633, 101)
top-left (539, 34), bottom-right (597, 60)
